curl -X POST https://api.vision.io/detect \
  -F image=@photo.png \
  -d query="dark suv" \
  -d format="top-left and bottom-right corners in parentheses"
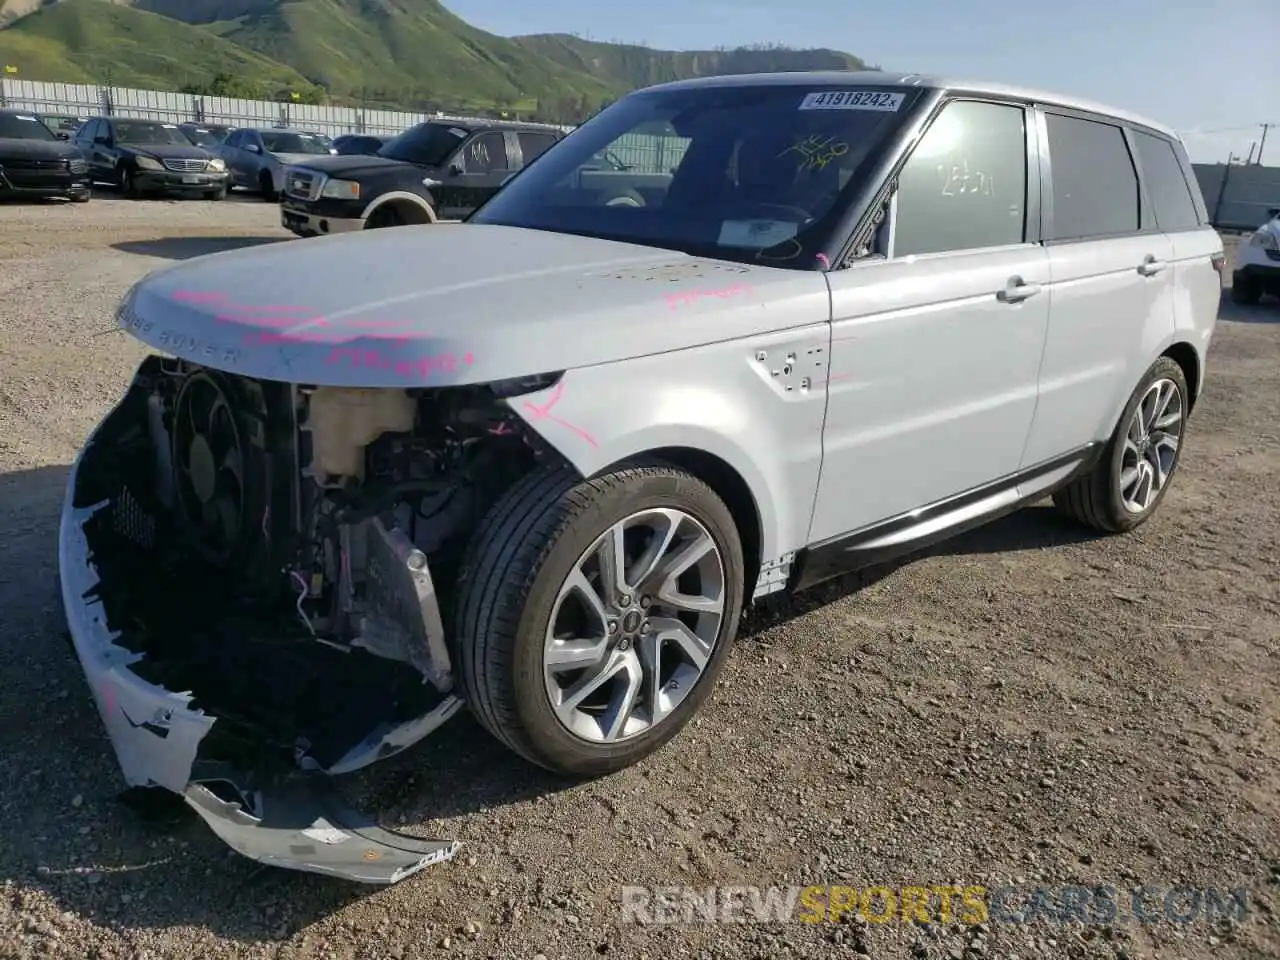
top-left (278, 119), bottom-right (565, 236)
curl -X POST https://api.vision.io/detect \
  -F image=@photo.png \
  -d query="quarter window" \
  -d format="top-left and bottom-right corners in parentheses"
top-left (1132, 131), bottom-right (1200, 232)
top-left (893, 100), bottom-right (1029, 257)
top-left (1045, 113), bottom-right (1140, 240)
top-left (462, 132), bottom-right (508, 173)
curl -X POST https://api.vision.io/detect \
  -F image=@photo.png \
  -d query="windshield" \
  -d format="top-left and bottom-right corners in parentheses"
top-left (182, 127), bottom-right (224, 147)
top-left (0, 113), bottom-right (57, 141)
top-left (470, 84), bottom-right (917, 266)
top-left (260, 131), bottom-right (331, 154)
top-left (378, 122), bottom-right (468, 165)
top-left (114, 121), bottom-right (191, 146)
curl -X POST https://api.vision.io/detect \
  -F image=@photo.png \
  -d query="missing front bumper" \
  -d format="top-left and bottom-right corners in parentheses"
top-left (57, 376), bottom-right (464, 884)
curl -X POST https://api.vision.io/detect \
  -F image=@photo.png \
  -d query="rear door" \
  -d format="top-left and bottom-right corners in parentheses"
top-left (1020, 109), bottom-right (1177, 466)
top-left (1129, 129), bottom-right (1221, 383)
top-left (515, 130), bottom-right (559, 169)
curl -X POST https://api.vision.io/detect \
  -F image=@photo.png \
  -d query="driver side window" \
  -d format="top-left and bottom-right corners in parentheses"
top-left (891, 99), bottom-right (1029, 257)
top-left (461, 132), bottom-right (508, 173)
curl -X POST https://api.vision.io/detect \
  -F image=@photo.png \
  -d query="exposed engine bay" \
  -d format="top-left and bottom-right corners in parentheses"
top-left (75, 355), bottom-right (546, 776)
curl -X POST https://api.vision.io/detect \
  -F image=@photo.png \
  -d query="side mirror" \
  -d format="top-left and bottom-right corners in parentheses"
top-left (249, 144), bottom-right (263, 153)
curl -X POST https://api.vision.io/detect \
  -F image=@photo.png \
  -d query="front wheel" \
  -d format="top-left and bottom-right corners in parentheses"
top-left (258, 170), bottom-right (277, 202)
top-left (1053, 356), bottom-right (1189, 533)
top-left (455, 463), bottom-right (745, 777)
top-left (121, 167), bottom-right (143, 199)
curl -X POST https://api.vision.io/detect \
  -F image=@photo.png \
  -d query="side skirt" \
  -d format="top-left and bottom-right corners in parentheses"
top-left (789, 442), bottom-right (1103, 593)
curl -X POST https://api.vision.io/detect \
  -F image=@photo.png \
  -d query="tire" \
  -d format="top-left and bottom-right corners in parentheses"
top-left (258, 171), bottom-right (277, 202)
top-left (70, 191), bottom-right (91, 203)
top-left (455, 462), bottom-right (745, 778)
top-left (204, 186), bottom-right (227, 201)
top-left (365, 204), bottom-right (406, 229)
top-left (1053, 356), bottom-right (1189, 533)
top-left (1231, 276), bottom-right (1262, 305)
top-left (121, 167), bottom-right (143, 199)
top-left (602, 189), bottom-right (645, 208)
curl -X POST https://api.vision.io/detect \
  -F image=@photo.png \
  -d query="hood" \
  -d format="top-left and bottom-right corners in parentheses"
top-left (288, 154), bottom-right (421, 177)
top-left (0, 137), bottom-right (81, 161)
top-left (120, 224), bottom-right (828, 388)
top-left (122, 143), bottom-right (217, 161)
top-left (272, 151), bottom-right (331, 166)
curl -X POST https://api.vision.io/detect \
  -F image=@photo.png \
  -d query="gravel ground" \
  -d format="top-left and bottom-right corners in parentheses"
top-left (0, 195), bottom-right (1276, 960)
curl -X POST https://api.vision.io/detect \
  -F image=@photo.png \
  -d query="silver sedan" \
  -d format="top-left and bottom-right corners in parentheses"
top-left (217, 127), bottom-right (335, 200)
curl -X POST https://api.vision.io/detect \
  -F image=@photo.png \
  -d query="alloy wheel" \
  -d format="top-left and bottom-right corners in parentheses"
top-left (1119, 377), bottom-right (1183, 513)
top-left (542, 508), bottom-right (726, 744)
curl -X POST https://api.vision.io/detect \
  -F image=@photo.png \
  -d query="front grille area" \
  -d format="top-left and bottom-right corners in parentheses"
top-left (0, 157), bottom-right (76, 188)
top-left (162, 158), bottom-right (207, 173)
top-left (2, 158), bottom-right (67, 172)
top-left (284, 168), bottom-right (324, 201)
top-left (68, 158), bottom-right (87, 174)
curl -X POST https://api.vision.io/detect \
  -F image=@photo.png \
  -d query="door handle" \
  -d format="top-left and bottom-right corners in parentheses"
top-left (996, 276), bottom-right (1042, 303)
top-left (1137, 255), bottom-right (1168, 277)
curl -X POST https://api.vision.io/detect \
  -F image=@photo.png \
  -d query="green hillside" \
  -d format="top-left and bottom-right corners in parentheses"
top-left (200, 0), bottom-right (616, 112)
top-left (511, 34), bottom-right (868, 90)
top-left (0, 0), bottom-right (873, 121)
top-left (0, 0), bottom-right (319, 98)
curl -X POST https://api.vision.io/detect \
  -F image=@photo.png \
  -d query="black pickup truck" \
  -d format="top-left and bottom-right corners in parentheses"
top-left (279, 118), bottom-right (567, 236)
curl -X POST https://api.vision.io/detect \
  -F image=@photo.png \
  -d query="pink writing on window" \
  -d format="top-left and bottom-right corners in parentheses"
top-left (326, 348), bottom-right (475, 379)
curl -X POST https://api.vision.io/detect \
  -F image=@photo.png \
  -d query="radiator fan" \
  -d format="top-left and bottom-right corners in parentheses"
top-left (171, 371), bottom-right (263, 567)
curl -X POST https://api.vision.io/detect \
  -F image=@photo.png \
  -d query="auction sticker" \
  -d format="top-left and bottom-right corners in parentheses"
top-left (799, 90), bottom-right (904, 111)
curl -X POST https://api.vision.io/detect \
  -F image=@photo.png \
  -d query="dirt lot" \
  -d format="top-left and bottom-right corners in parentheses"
top-left (0, 195), bottom-right (1276, 960)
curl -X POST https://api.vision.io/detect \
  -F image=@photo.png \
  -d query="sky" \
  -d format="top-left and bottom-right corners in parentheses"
top-left (446, 0), bottom-right (1278, 164)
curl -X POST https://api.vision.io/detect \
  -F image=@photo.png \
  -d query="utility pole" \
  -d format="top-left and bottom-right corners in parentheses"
top-left (1257, 123), bottom-right (1270, 165)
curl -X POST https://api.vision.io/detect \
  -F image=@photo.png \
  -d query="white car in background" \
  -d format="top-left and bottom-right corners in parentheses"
top-left (1231, 207), bottom-right (1280, 304)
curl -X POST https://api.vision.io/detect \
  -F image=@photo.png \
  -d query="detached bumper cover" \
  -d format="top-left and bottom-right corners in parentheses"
top-left (58, 399), bottom-right (461, 884)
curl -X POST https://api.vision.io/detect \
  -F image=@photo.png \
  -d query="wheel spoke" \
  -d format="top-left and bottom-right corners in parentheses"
top-left (555, 568), bottom-right (610, 634)
top-left (1119, 466), bottom-right (1140, 494)
top-left (626, 510), bottom-right (685, 590)
top-left (600, 652), bottom-right (643, 741)
top-left (636, 630), bottom-right (669, 726)
top-left (594, 523), bottom-right (630, 599)
top-left (650, 616), bottom-right (713, 672)
top-left (545, 636), bottom-right (610, 672)
top-left (556, 649), bottom-right (629, 717)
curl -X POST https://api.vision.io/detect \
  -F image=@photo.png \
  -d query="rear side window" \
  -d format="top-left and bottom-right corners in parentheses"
top-left (893, 99), bottom-right (1029, 257)
top-left (1132, 131), bottom-right (1201, 231)
top-left (518, 132), bottom-right (558, 165)
top-left (1045, 113), bottom-right (1139, 240)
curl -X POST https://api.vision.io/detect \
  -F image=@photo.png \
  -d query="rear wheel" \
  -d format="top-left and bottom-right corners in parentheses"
top-left (1053, 356), bottom-right (1189, 533)
top-left (455, 462), bottom-right (745, 777)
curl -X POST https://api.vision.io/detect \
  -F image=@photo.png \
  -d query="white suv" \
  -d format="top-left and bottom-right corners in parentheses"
top-left (1231, 207), bottom-right (1280, 304)
top-left (60, 72), bottom-right (1224, 882)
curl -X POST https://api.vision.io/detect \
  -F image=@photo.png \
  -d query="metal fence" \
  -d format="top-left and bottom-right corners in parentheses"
top-left (0, 77), bottom-right (568, 137)
top-left (1193, 162), bottom-right (1280, 232)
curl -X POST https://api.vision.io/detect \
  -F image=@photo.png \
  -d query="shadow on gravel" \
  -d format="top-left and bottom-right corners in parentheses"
top-left (0, 466), bottom-right (1100, 941)
top-left (112, 236), bottom-right (288, 260)
top-left (741, 502), bottom-right (1103, 637)
top-left (1216, 289), bottom-right (1280, 323)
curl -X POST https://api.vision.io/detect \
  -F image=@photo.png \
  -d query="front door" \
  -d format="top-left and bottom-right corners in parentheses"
top-left (437, 130), bottom-right (512, 219)
top-left (809, 98), bottom-right (1051, 543)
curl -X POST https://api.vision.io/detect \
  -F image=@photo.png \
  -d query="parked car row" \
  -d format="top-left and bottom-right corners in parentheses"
top-left (0, 110), bottom-right (342, 203)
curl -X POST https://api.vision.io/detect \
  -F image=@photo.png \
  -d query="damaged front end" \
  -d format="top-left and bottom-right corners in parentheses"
top-left (59, 355), bottom-right (550, 882)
